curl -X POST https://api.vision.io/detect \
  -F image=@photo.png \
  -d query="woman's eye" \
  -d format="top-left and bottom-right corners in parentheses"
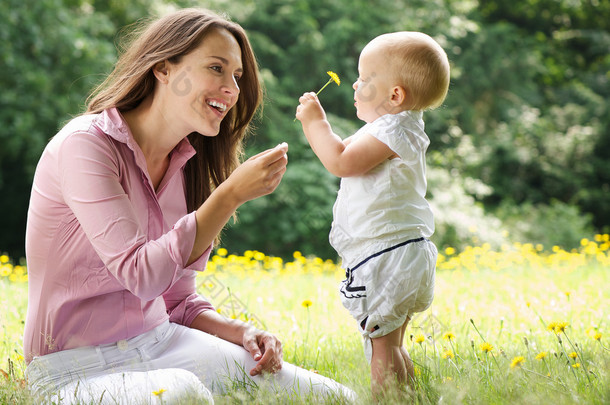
top-left (234, 74), bottom-right (242, 81)
top-left (211, 66), bottom-right (222, 73)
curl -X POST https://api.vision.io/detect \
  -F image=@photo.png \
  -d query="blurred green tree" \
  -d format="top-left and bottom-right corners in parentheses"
top-left (0, 0), bottom-right (159, 258)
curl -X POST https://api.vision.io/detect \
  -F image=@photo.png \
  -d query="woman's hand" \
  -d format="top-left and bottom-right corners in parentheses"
top-left (220, 142), bottom-right (289, 206)
top-left (189, 311), bottom-right (283, 376)
top-left (242, 327), bottom-right (283, 376)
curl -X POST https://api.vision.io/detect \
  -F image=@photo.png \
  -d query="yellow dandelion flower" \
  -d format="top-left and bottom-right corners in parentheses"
top-left (445, 247), bottom-right (456, 256)
top-left (535, 352), bottom-right (547, 360)
top-left (554, 322), bottom-right (569, 334)
top-left (569, 351), bottom-right (578, 359)
top-left (547, 321), bottom-right (558, 332)
top-left (564, 291), bottom-right (571, 298)
top-left (442, 349), bottom-right (454, 359)
top-left (479, 342), bottom-right (494, 353)
top-left (586, 328), bottom-right (602, 341)
top-left (414, 334), bottom-right (426, 344)
top-left (0, 254), bottom-right (8, 264)
top-left (152, 388), bottom-right (166, 396)
top-left (510, 356), bottom-right (525, 369)
top-left (443, 332), bottom-right (455, 341)
top-left (326, 71), bottom-right (340, 86)
top-left (216, 248), bottom-right (228, 257)
top-left (301, 299), bottom-right (312, 308)
top-left (572, 363), bottom-right (581, 368)
top-left (314, 71), bottom-right (341, 96)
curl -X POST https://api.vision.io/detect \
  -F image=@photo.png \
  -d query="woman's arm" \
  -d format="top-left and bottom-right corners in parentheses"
top-left (296, 93), bottom-right (394, 177)
top-left (189, 310), bottom-right (283, 376)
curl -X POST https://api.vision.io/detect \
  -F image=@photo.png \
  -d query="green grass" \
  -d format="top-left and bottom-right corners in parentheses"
top-left (1, 258), bottom-right (609, 404)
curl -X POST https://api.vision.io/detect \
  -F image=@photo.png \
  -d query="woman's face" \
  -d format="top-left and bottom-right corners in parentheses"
top-left (165, 28), bottom-right (243, 137)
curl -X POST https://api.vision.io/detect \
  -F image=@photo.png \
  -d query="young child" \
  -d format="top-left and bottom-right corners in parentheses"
top-left (295, 31), bottom-right (450, 396)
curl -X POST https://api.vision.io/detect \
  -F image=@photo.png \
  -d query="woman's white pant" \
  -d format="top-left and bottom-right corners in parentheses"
top-left (26, 321), bottom-right (355, 404)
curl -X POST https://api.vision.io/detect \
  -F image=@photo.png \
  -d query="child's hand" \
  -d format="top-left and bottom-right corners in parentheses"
top-left (295, 92), bottom-right (327, 124)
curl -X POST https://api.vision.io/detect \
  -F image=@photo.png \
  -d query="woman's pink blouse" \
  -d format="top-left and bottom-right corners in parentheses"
top-left (23, 108), bottom-right (213, 363)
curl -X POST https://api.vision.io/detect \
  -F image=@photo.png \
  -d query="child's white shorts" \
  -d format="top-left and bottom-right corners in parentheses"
top-left (339, 237), bottom-right (437, 362)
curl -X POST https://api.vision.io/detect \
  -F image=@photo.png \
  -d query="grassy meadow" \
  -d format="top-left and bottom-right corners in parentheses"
top-left (1, 236), bottom-right (609, 404)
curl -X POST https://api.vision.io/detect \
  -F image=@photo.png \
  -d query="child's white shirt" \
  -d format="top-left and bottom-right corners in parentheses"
top-left (329, 110), bottom-right (434, 268)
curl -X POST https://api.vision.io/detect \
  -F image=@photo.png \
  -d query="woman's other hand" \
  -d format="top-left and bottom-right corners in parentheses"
top-left (242, 327), bottom-right (283, 376)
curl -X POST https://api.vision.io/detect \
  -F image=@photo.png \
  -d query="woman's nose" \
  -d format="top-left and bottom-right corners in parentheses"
top-left (222, 75), bottom-right (240, 95)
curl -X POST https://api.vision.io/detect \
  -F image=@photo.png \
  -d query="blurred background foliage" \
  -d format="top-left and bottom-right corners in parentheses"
top-left (1, 0), bottom-right (608, 260)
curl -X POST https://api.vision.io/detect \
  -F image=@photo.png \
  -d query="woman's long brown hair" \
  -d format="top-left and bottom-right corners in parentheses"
top-left (86, 8), bottom-right (262, 216)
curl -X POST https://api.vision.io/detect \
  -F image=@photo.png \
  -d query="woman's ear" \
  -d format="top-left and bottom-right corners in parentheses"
top-left (152, 61), bottom-right (170, 84)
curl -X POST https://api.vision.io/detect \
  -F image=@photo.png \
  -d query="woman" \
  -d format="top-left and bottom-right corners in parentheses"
top-left (24, 8), bottom-right (354, 404)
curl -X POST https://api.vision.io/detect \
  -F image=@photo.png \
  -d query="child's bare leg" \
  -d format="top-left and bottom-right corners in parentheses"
top-left (399, 317), bottom-right (415, 389)
top-left (370, 321), bottom-right (410, 399)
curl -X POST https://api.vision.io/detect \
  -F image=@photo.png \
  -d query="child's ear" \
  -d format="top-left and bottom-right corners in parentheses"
top-left (152, 61), bottom-right (170, 84)
top-left (390, 85), bottom-right (408, 106)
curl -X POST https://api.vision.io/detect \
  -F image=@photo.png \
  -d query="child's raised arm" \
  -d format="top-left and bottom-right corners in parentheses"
top-left (296, 92), bottom-right (395, 178)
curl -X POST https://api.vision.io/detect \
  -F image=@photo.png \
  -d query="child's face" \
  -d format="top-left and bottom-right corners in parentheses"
top-left (352, 45), bottom-right (396, 123)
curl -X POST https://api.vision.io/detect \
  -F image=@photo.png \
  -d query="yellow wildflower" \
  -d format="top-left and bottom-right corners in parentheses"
top-left (554, 322), bottom-right (569, 334)
top-left (586, 327), bottom-right (602, 341)
top-left (301, 299), bottom-right (312, 308)
top-left (443, 332), bottom-right (455, 341)
top-left (479, 342), bottom-right (494, 353)
top-left (414, 334), bottom-right (426, 344)
top-left (569, 351), bottom-right (578, 359)
top-left (535, 352), bottom-right (547, 360)
top-left (216, 248), bottom-right (228, 257)
top-left (314, 71), bottom-right (341, 97)
top-left (326, 71), bottom-right (340, 86)
top-left (572, 363), bottom-right (581, 369)
top-left (152, 388), bottom-right (166, 396)
top-left (442, 349), bottom-right (454, 359)
top-left (510, 356), bottom-right (525, 369)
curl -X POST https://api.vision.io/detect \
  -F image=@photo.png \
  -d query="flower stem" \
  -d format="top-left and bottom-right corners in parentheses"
top-left (316, 78), bottom-right (334, 95)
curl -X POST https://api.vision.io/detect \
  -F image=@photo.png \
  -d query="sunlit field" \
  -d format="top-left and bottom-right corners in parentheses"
top-left (1, 236), bottom-right (609, 404)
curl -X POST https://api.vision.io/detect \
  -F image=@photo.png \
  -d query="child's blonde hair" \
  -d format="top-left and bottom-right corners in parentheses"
top-left (368, 32), bottom-right (450, 111)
